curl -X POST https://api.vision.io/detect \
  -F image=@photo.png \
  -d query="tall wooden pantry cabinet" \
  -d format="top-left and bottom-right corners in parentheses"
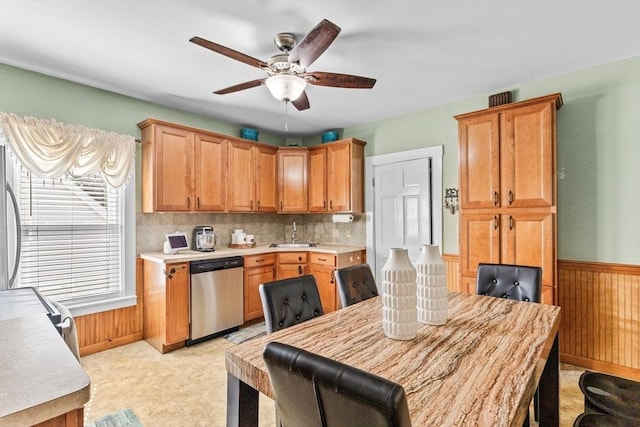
top-left (455, 93), bottom-right (562, 305)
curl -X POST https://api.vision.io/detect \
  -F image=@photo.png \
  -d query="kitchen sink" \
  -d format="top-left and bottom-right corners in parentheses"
top-left (269, 242), bottom-right (317, 248)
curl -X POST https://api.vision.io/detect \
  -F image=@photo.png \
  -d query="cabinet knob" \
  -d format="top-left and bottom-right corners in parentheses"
top-left (280, 201), bottom-right (283, 210)
top-left (298, 265), bottom-right (302, 275)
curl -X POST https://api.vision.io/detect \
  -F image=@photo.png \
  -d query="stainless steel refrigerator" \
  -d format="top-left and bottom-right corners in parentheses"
top-left (1, 142), bottom-right (21, 291)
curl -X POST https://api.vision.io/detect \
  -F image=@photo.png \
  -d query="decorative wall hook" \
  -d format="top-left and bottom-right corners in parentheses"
top-left (444, 188), bottom-right (459, 214)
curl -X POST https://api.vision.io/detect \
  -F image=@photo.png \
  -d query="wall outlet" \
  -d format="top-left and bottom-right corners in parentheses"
top-left (332, 229), bottom-right (340, 237)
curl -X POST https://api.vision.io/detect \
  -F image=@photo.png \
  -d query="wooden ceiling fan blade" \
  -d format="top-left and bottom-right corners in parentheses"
top-left (214, 78), bottom-right (266, 95)
top-left (305, 72), bottom-right (376, 89)
top-left (289, 19), bottom-right (341, 69)
top-left (292, 91), bottom-right (310, 111)
top-left (190, 36), bottom-right (268, 69)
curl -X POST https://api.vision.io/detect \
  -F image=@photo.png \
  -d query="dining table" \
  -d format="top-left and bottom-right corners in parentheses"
top-left (225, 291), bottom-right (561, 427)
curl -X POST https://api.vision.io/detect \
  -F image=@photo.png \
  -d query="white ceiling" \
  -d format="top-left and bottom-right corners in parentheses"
top-left (1, 1), bottom-right (639, 137)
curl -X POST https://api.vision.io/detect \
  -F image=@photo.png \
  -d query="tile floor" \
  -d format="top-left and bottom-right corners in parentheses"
top-left (81, 337), bottom-right (586, 426)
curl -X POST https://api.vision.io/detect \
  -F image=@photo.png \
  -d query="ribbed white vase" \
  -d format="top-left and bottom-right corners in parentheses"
top-left (416, 245), bottom-right (448, 325)
top-left (381, 248), bottom-right (417, 340)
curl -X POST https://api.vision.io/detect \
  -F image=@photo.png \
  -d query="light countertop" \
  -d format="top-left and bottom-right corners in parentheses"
top-left (0, 314), bottom-right (90, 426)
top-left (140, 243), bottom-right (365, 264)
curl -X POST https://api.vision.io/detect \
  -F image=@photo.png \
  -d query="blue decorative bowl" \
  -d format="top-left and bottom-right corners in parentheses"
top-left (322, 130), bottom-right (339, 143)
top-left (241, 127), bottom-right (259, 141)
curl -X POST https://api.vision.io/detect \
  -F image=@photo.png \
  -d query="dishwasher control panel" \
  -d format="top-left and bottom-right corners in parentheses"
top-left (190, 256), bottom-right (244, 274)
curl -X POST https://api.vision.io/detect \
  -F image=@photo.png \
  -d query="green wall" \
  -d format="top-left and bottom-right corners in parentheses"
top-left (2, 57), bottom-right (639, 265)
top-left (0, 63), bottom-right (285, 145)
top-left (343, 56), bottom-right (640, 265)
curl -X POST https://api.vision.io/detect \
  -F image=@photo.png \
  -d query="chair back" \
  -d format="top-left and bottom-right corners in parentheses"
top-left (259, 275), bottom-right (324, 333)
top-left (476, 263), bottom-right (542, 303)
top-left (263, 341), bottom-right (412, 427)
top-left (335, 263), bottom-right (378, 307)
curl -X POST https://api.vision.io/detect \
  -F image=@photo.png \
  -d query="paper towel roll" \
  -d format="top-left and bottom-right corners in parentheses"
top-left (332, 214), bottom-right (354, 223)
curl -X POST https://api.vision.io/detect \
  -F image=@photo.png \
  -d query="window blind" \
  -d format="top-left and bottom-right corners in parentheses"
top-left (16, 170), bottom-right (123, 304)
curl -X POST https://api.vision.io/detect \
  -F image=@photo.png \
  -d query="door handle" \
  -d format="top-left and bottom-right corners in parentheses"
top-left (508, 190), bottom-right (513, 205)
top-left (493, 215), bottom-right (499, 230)
top-left (493, 191), bottom-right (499, 206)
top-left (187, 197), bottom-right (191, 209)
top-left (298, 265), bottom-right (302, 275)
top-left (197, 197), bottom-right (200, 209)
top-left (509, 215), bottom-right (514, 230)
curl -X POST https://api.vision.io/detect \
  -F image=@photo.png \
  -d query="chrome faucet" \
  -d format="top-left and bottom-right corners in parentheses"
top-left (291, 220), bottom-right (300, 243)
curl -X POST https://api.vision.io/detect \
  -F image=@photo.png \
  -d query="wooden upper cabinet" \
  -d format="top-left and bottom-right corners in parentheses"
top-left (308, 138), bottom-right (366, 213)
top-left (139, 119), bottom-right (227, 213)
top-left (228, 139), bottom-right (277, 212)
top-left (501, 101), bottom-right (556, 208)
top-left (143, 124), bottom-right (194, 212)
top-left (194, 133), bottom-right (227, 211)
top-left (255, 144), bottom-right (278, 212)
top-left (278, 148), bottom-right (308, 212)
top-left (458, 113), bottom-right (500, 209)
top-left (308, 146), bottom-right (328, 212)
top-left (457, 94), bottom-right (560, 210)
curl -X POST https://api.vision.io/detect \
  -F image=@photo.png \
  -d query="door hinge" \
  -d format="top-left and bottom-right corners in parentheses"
top-left (372, 177), bottom-right (375, 186)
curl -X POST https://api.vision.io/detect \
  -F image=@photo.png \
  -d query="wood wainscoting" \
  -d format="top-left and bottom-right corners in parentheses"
top-left (558, 260), bottom-right (640, 380)
top-left (444, 254), bottom-right (640, 380)
top-left (75, 258), bottom-right (144, 356)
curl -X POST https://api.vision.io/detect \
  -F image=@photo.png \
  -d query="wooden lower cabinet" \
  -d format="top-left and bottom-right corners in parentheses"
top-left (243, 253), bottom-right (276, 322)
top-left (277, 252), bottom-right (308, 279)
top-left (143, 261), bottom-right (189, 353)
top-left (309, 250), bottom-right (366, 312)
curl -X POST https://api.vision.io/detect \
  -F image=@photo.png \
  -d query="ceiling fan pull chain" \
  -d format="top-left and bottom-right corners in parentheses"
top-left (284, 101), bottom-right (289, 132)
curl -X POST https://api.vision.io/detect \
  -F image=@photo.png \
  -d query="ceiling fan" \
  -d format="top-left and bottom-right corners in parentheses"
top-left (190, 19), bottom-right (376, 111)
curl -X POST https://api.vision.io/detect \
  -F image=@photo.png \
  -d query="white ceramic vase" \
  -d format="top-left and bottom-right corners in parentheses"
top-left (381, 248), bottom-right (417, 340)
top-left (416, 245), bottom-right (448, 325)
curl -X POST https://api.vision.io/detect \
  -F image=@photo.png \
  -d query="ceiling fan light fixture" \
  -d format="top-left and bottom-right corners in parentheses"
top-left (265, 74), bottom-right (306, 102)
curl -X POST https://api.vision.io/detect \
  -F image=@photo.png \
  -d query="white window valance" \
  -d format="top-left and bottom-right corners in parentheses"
top-left (0, 112), bottom-right (135, 188)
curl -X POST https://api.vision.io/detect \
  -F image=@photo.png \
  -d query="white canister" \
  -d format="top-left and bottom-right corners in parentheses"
top-left (245, 234), bottom-right (255, 244)
top-left (381, 248), bottom-right (417, 340)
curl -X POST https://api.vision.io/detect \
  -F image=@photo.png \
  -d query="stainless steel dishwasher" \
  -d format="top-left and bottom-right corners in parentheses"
top-left (187, 256), bottom-right (244, 345)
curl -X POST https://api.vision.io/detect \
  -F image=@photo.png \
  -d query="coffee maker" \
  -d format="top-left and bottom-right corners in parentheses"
top-left (192, 226), bottom-right (216, 252)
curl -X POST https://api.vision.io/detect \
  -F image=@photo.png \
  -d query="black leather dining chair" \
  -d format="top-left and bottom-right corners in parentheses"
top-left (476, 263), bottom-right (542, 426)
top-left (334, 263), bottom-right (378, 308)
top-left (263, 341), bottom-right (412, 427)
top-left (259, 275), bottom-right (324, 334)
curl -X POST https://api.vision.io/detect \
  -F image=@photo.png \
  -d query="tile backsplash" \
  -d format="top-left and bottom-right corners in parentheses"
top-left (136, 213), bottom-right (365, 254)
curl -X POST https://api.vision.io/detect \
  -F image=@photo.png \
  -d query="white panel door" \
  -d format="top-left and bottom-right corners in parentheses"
top-left (373, 158), bottom-right (431, 279)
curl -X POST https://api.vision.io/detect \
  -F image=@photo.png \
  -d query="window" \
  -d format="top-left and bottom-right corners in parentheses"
top-left (9, 152), bottom-right (136, 315)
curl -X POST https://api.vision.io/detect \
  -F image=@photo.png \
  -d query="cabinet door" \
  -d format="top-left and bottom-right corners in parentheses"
top-left (308, 147), bottom-right (328, 212)
top-left (165, 263), bottom-right (190, 345)
top-left (458, 113), bottom-right (500, 209)
top-left (277, 264), bottom-right (308, 279)
top-left (278, 149), bottom-right (308, 212)
top-left (326, 142), bottom-right (352, 212)
top-left (459, 213), bottom-right (501, 278)
top-left (501, 101), bottom-right (555, 208)
top-left (309, 263), bottom-right (336, 313)
top-left (244, 265), bottom-right (276, 321)
top-left (255, 145), bottom-right (278, 212)
top-left (228, 140), bottom-right (256, 212)
top-left (154, 125), bottom-right (194, 211)
top-left (194, 133), bottom-right (227, 211)
top-left (501, 212), bottom-right (555, 287)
